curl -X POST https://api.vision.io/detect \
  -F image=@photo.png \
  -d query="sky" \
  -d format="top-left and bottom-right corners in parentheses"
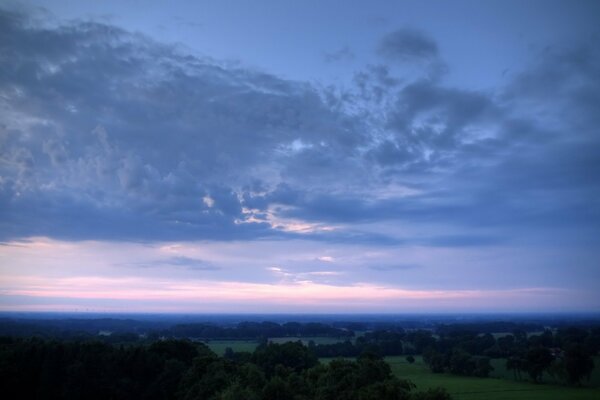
top-left (1, 0), bottom-right (599, 313)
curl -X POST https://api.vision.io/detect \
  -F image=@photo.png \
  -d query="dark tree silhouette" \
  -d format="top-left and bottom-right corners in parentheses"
top-left (563, 344), bottom-right (595, 386)
top-left (524, 347), bottom-right (553, 383)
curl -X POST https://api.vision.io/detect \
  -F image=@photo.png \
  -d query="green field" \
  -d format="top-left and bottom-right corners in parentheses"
top-left (203, 336), bottom-right (347, 355)
top-left (204, 340), bottom-right (600, 399)
top-left (384, 356), bottom-right (600, 400)
top-left (203, 340), bottom-right (259, 355)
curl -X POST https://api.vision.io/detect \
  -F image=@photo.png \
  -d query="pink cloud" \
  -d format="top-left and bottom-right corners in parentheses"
top-left (0, 274), bottom-right (572, 312)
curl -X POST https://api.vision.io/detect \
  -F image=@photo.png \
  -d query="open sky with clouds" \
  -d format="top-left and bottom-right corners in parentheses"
top-left (1, 0), bottom-right (599, 313)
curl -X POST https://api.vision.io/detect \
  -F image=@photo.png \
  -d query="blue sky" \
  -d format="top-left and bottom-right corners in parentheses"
top-left (0, 0), bottom-right (599, 313)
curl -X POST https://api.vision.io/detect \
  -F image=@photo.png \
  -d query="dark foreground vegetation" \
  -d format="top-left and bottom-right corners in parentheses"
top-left (1, 314), bottom-right (598, 399)
top-left (0, 337), bottom-right (450, 400)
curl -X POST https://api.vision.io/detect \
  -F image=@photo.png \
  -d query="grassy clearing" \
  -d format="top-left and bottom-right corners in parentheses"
top-left (203, 336), bottom-right (348, 355)
top-left (203, 340), bottom-right (259, 355)
top-left (384, 356), bottom-right (600, 400)
top-left (203, 336), bottom-right (351, 355)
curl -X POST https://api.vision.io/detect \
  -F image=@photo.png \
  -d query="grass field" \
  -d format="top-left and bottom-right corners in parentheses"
top-left (203, 340), bottom-right (259, 355)
top-left (384, 356), bottom-right (600, 400)
top-left (204, 340), bottom-right (600, 399)
top-left (203, 336), bottom-right (347, 355)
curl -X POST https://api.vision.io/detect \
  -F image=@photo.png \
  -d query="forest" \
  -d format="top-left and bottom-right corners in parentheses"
top-left (0, 337), bottom-right (449, 400)
top-left (0, 316), bottom-right (599, 399)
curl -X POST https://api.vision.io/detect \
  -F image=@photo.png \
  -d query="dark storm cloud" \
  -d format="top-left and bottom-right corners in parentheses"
top-left (378, 28), bottom-right (438, 62)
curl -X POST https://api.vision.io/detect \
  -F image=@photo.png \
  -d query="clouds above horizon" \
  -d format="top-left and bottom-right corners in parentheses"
top-left (0, 7), bottom-right (364, 241)
top-left (1, 7), bottom-right (598, 247)
top-left (1, 236), bottom-right (597, 313)
top-left (1, 3), bottom-right (599, 312)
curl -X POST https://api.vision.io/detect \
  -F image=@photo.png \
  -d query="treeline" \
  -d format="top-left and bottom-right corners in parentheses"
top-left (311, 330), bottom-right (410, 358)
top-left (0, 318), bottom-right (167, 338)
top-left (422, 326), bottom-right (599, 385)
top-left (436, 322), bottom-right (544, 335)
top-left (311, 330), bottom-right (496, 380)
top-left (310, 326), bottom-right (599, 385)
top-left (0, 319), bottom-right (352, 341)
top-left (0, 337), bottom-right (451, 400)
top-left (166, 321), bottom-right (353, 340)
top-left (310, 329), bottom-right (439, 359)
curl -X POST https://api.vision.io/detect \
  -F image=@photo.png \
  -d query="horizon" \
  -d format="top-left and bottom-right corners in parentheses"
top-left (1, 0), bottom-right (599, 313)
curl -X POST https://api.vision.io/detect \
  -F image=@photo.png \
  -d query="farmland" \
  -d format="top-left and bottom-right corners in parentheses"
top-left (204, 336), bottom-right (349, 354)
top-left (386, 355), bottom-right (600, 400)
top-left (2, 314), bottom-right (599, 399)
top-left (205, 333), bottom-right (600, 399)
top-left (204, 339), bottom-right (259, 355)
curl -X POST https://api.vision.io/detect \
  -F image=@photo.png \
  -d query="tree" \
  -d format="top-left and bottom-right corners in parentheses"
top-left (223, 347), bottom-right (234, 360)
top-left (563, 344), bottom-right (595, 385)
top-left (218, 383), bottom-right (259, 400)
top-left (506, 356), bottom-right (524, 380)
top-left (148, 359), bottom-right (186, 400)
top-left (474, 357), bottom-right (493, 378)
top-left (262, 376), bottom-right (293, 400)
top-left (423, 348), bottom-right (445, 373)
top-left (449, 349), bottom-right (475, 376)
top-left (524, 347), bottom-right (553, 383)
top-left (252, 341), bottom-right (318, 377)
top-left (356, 352), bottom-right (392, 385)
top-left (149, 339), bottom-right (198, 366)
top-left (356, 379), bottom-right (413, 400)
top-left (314, 359), bottom-right (360, 399)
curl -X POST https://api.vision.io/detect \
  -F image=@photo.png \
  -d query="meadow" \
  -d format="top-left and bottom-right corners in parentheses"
top-left (204, 340), bottom-right (259, 354)
top-left (386, 356), bottom-right (600, 400)
top-left (204, 336), bottom-right (348, 354)
top-left (202, 335), bottom-right (600, 399)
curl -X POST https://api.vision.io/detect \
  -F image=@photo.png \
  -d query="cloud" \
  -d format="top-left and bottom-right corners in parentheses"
top-left (265, 265), bottom-right (343, 285)
top-left (368, 264), bottom-right (420, 272)
top-left (377, 28), bottom-right (438, 62)
top-left (0, 8), bottom-right (366, 242)
top-left (316, 256), bottom-right (334, 262)
top-left (0, 7), bottom-right (599, 252)
top-left (324, 46), bottom-right (355, 62)
top-left (0, 274), bottom-right (590, 313)
top-left (131, 256), bottom-right (220, 271)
